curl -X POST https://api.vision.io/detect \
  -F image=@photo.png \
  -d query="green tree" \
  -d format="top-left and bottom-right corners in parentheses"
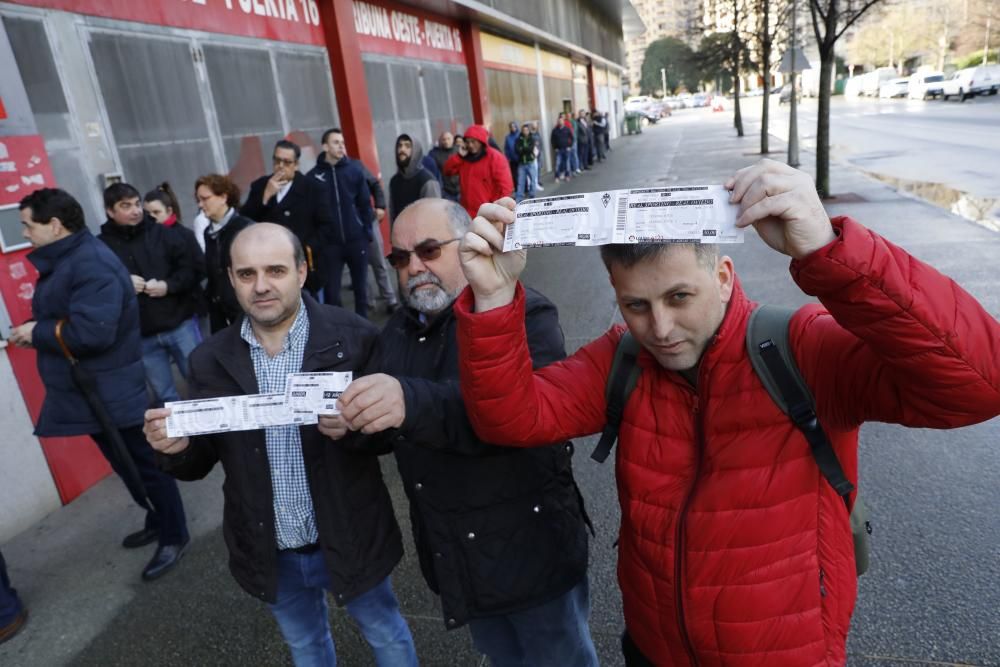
top-left (697, 27), bottom-right (753, 136)
top-left (640, 37), bottom-right (698, 95)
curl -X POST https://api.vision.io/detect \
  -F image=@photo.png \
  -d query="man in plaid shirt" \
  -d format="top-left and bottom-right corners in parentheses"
top-left (145, 223), bottom-right (415, 666)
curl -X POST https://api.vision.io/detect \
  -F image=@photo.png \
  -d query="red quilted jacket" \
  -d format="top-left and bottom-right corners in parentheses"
top-left (455, 217), bottom-right (1000, 665)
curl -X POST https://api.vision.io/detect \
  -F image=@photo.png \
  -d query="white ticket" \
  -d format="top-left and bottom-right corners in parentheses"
top-left (239, 393), bottom-right (317, 429)
top-left (165, 397), bottom-right (242, 438)
top-left (504, 185), bottom-right (741, 251)
top-left (284, 372), bottom-right (353, 416)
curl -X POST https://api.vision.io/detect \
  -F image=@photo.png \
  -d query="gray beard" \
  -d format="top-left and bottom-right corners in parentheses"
top-left (403, 273), bottom-right (459, 315)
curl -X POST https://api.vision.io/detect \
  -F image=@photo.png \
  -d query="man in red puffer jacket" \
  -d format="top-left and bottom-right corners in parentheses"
top-left (452, 159), bottom-right (1000, 666)
top-left (444, 124), bottom-right (513, 219)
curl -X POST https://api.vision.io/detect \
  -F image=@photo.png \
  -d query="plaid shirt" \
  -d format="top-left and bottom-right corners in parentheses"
top-left (240, 301), bottom-right (317, 550)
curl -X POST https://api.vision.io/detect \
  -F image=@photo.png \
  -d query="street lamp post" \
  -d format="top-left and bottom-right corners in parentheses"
top-left (788, 0), bottom-right (800, 168)
top-left (661, 67), bottom-right (667, 96)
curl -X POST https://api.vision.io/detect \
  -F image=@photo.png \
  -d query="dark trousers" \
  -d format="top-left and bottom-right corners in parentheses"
top-left (622, 630), bottom-right (656, 666)
top-left (323, 239), bottom-right (368, 318)
top-left (0, 551), bottom-right (23, 626)
top-left (578, 142), bottom-right (591, 169)
top-left (90, 425), bottom-right (188, 546)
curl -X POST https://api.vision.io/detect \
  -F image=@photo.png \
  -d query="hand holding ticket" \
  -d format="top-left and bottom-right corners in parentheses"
top-left (162, 372), bottom-right (353, 438)
top-left (504, 185), bottom-right (742, 251)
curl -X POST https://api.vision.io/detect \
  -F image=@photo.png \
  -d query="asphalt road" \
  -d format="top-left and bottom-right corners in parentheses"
top-left (2, 108), bottom-right (997, 667)
top-left (756, 93), bottom-right (1000, 201)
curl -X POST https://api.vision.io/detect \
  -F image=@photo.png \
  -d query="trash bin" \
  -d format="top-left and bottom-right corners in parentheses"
top-left (625, 112), bottom-right (643, 135)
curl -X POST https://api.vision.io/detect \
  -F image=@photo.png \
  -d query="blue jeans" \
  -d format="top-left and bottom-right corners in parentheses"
top-left (268, 550), bottom-right (417, 667)
top-left (140, 318), bottom-right (201, 405)
top-left (515, 163), bottom-right (536, 201)
top-left (0, 551), bottom-right (23, 627)
top-left (569, 143), bottom-right (580, 172)
top-left (555, 148), bottom-right (573, 179)
top-left (530, 160), bottom-right (541, 186)
top-left (467, 578), bottom-right (598, 667)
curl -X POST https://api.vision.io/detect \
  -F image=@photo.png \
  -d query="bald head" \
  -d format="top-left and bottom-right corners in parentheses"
top-left (392, 198), bottom-right (470, 243)
top-left (230, 222), bottom-right (304, 268)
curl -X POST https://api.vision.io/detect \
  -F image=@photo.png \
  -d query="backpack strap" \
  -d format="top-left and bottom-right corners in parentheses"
top-left (592, 331), bottom-right (642, 463)
top-left (746, 305), bottom-right (854, 508)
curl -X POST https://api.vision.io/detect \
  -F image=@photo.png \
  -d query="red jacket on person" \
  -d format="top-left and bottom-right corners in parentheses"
top-left (444, 125), bottom-right (514, 218)
top-left (455, 217), bottom-right (1000, 665)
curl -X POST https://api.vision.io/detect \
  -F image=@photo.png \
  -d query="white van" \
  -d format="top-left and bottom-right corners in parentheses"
top-left (941, 65), bottom-right (1000, 101)
top-left (908, 71), bottom-right (945, 99)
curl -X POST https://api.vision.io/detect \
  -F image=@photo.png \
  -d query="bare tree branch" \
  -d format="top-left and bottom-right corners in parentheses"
top-left (835, 0), bottom-right (885, 41)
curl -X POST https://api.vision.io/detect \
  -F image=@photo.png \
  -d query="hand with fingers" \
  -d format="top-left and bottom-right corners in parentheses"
top-left (460, 198), bottom-right (526, 312)
top-left (726, 159), bottom-right (835, 260)
top-left (318, 413), bottom-right (351, 440)
top-left (143, 408), bottom-right (190, 455)
top-left (338, 374), bottom-right (406, 435)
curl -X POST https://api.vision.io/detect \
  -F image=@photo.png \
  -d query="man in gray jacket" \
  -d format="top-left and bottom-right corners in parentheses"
top-left (389, 134), bottom-right (440, 223)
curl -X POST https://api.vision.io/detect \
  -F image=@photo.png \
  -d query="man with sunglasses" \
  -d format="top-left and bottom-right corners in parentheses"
top-left (320, 198), bottom-right (598, 666)
top-left (242, 140), bottom-right (332, 298)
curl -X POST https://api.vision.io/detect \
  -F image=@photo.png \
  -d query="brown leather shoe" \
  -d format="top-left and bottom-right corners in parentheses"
top-left (0, 608), bottom-right (28, 645)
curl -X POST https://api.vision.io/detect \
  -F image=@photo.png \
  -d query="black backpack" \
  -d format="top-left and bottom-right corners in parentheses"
top-left (593, 305), bottom-right (872, 575)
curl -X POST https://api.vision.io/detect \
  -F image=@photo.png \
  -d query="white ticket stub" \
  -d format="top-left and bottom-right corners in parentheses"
top-left (284, 372), bottom-right (353, 416)
top-left (239, 393), bottom-right (317, 429)
top-left (165, 397), bottom-right (241, 438)
top-left (504, 185), bottom-right (741, 251)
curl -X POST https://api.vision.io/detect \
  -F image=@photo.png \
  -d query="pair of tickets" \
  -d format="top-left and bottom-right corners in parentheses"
top-left (503, 185), bottom-right (743, 251)
top-left (164, 372), bottom-right (352, 438)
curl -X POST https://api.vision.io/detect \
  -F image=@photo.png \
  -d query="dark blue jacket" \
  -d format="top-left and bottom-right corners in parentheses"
top-left (27, 230), bottom-right (147, 437)
top-left (306, 153), bottom-right (373, 245)
top-left (504, 131), bottom-right (519, 162)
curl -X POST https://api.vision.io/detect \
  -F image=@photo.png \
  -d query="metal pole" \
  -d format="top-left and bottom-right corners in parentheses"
top-left (788, 0), bottom-right (800, 167)
top-left (661, 67), bottom-right (667, 96)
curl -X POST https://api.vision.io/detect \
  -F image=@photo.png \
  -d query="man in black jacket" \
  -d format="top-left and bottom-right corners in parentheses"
top-left (324, 198), bottom-right (597, 665)
top-left (241, 140), bottom-right (331, 297)
top-left (144, 223), bottom-right (416, 666)
top-left (99, 183), bottom-right (202, 405)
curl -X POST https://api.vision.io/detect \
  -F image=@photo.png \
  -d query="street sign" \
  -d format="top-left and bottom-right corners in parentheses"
top-left (778, 47), bottom-right (811, 73)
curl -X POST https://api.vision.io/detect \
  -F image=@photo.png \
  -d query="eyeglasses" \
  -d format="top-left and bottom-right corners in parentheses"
top-left (273, 157), bottom-right (296, 166)
top-left (386, 238), bottom-right (461, 268)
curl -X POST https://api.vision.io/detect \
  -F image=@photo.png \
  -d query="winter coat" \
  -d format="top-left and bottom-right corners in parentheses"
top-left (203, 211), bottom-right (255, 327)
top-left (306, 154), bottom-right (374, 245)
top-left (373, 289), bottom-right (590, 628)
top-left (98, 216), bottom-right (202, 336)
top-left (428, 145), bottom-right (460, 197)
top-left (389, 135), bottom-right (442, 223)
top-left (241, 171), bottom-right (333, 291)
top-left (514, 134), bottom-right (536, 165)
top-left (27, 230), bottom-right (147, 437)
top-left (157, 295), bottom-right (403, 605)
top-left (443, 129), bottom-right (514, 219)
top-left (454, 217), bottom-right (1000, 665)
top-left (550, 124), bottom-right (573, 150)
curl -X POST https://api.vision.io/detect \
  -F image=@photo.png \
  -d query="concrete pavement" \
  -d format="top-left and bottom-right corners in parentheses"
top-left (2, 106), bottom-right (997, 667)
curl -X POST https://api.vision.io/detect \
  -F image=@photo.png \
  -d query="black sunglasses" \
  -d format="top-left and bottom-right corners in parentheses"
top-left (387, 238), bottom-right (461, 268)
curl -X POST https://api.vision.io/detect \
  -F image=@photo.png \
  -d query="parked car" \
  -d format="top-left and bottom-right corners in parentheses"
top-left (625, 96), bottom-right (660, 123)
top-left (941, 65), bottom-right (1000, 101)
top-left (692, 93), bottom-right (710, 107)
top-left (908, 71), bottom-right (945, 99)
top-left (879, 78), bottom-right (909, 98)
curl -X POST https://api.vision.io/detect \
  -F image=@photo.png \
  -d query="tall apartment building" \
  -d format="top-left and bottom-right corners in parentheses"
top-left (626, 0), bottom-right (703, 92)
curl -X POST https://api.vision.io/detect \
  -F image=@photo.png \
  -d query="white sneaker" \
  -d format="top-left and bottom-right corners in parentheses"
top-left (536, 184), bottom-right (545, 191)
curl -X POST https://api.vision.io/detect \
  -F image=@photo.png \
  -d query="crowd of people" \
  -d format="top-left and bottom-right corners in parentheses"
top-left (3, 112), bottom-right (997, 667)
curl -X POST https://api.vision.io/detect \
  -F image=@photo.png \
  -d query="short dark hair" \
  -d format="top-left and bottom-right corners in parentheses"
top-left (600, 243), bottom-right (719, 273)
top-left (321, 128), bottom-right (344, 144)
top-left (273, 139), bottom-right (301, 161)
top-left (19, 188), bottom-right (87, 233)
top-left (195, 174), bottom-right (241, 209)
top-left (103, 182), bottom-right (141, 211)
